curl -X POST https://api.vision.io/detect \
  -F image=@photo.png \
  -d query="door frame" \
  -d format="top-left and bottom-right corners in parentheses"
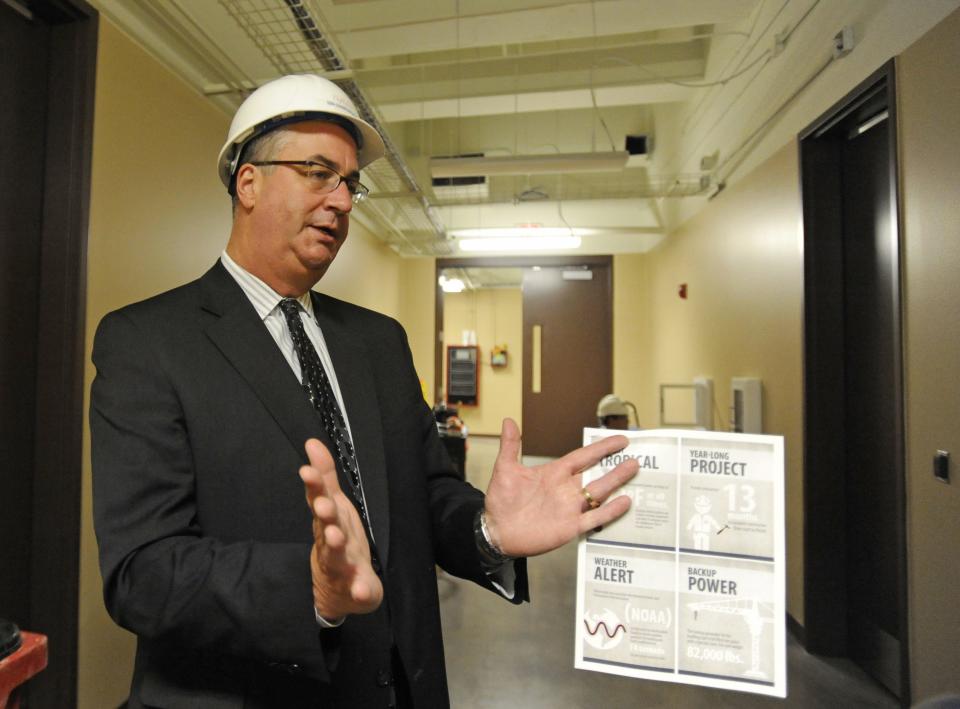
top-left (798, 60), bottom-right (909, 704)
top-left (434, 255), bottom-right (612, 406)
top-left (0, 1), bottom-right (97, 706)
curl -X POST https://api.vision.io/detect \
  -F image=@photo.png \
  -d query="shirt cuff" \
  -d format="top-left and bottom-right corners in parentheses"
top-left (483, 558), bottom-right (517, 600)
top-left (314, 607), bottom-right (345, 628)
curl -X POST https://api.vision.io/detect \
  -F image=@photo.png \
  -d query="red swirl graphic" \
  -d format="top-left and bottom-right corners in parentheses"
top-left (583, 619), bottom-right (626, 638)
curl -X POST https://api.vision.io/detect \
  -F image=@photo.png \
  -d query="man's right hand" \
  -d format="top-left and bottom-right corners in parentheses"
top-left (300, 438), bottom-right (383, 620)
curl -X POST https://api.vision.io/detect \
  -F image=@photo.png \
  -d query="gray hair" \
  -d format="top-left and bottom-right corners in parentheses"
top-left (230, 128), bottom-right (292, 211)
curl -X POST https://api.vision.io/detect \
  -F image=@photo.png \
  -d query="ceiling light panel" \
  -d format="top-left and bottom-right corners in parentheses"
top-left (449, 227), bottom-right (594, 238)
top-left (437, 199), bottom-right (662, 230)
top-left (458, 236), bottom-right (582, 252)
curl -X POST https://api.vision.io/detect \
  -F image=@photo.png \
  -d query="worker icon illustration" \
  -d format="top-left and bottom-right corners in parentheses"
top-left (686, 495), bottom-right (724, 551)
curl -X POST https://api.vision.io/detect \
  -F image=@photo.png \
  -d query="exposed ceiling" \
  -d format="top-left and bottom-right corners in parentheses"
top-left (89, 0), bottom-right (907, 258)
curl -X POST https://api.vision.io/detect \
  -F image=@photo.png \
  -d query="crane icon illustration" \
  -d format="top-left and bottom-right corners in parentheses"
top-left (686, 598), bottom-right (774, 679)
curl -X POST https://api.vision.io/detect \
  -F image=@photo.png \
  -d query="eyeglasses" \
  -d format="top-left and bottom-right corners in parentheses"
top-left (249, 160), bottom-right (370, 204)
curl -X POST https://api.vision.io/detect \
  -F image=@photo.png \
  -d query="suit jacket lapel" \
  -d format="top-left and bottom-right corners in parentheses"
top-left (199, 263), bottom-right (323, 464)
top-left (311, 291), bottom-right (391, 567)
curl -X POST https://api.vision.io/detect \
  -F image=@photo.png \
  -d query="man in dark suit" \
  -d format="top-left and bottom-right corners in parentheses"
top-left (91, 74), bottom-right (638, 708)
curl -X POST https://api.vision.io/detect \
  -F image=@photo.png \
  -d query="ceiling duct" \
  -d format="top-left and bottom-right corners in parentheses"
top-left (428, 173), bottom-right (710, 206)
top-left (430, 151), bottom-right (630, 178)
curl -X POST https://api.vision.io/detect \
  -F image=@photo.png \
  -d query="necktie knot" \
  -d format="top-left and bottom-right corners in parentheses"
top-left (278, 298), bottom-right (304, 332)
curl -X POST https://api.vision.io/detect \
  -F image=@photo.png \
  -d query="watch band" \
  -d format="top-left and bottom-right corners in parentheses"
top-left (474, 508), bottom-right (513, 566)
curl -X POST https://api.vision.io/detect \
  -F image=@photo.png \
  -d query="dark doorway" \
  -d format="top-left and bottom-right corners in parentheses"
top-left (435, 256), bottom-right (613, 457)
top-left (799, 62), bottom-right (909, 704)
top-left (0, 1), bottom-right (97, 706)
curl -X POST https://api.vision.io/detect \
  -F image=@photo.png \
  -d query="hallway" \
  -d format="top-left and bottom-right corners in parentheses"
top-left (439, 436), bottom-right (898, 708)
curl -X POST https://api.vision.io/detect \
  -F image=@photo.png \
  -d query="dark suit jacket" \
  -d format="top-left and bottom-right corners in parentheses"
top-left (90, 262), bottom-right (528, 708)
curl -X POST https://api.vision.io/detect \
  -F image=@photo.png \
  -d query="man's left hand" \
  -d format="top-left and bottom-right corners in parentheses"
top-left (482, 418), bottom-right (639, 558)
top-left (300, 438), bottom-right (383, 619)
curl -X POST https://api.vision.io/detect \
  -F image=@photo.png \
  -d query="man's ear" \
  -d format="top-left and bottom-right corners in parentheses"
top-left (234, 163), bottom-right (259, 209)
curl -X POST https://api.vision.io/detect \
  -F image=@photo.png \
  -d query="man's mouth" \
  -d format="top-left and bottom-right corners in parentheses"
top-left (309, 224), bottom-right (338, 239)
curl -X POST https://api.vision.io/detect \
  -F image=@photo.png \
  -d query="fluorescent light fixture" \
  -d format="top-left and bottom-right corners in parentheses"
top-left (459, 236), bottom-right (581, 252)
top-left (438, 275), bottom-right (466, 293)
top-left (430, 151), bottom-right (629, 177)
top-left (449, 227), bottom-right (593, 238)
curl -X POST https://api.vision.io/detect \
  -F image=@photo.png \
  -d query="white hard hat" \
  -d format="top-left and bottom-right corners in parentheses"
top-left (596, 394), bottom-right (629, 418)
top-left (217, 74), bottom-right (386, 191)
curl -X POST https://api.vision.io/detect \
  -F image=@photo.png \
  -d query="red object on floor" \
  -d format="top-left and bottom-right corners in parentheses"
top-left (0, 632), bottom-right (48, 709)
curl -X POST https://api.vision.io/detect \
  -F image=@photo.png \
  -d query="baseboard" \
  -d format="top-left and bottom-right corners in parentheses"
top-left (787, 612), bottom-right (806, 647)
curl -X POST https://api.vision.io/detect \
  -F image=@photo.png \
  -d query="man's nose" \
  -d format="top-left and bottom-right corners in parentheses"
top-left (326, 181), bottom-right (354, 213)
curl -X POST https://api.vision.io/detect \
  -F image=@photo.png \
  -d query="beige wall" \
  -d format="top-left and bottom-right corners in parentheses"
top-left (613, 145), bottom-right (806, 621)
top-left (898, 7), bottom-right (960, 700)
top-left (79, 18), bottom-right (408, 707)
top-left (612, 253), bottom-right (654, 427)
top-left (316, 218), bottom-right (403, 317)
top-left (79, 19), bottom-right (230, 709)
top-left (442, 289), bottom-right (523, 435)
top-left (397, 257), bottom-right (437, 403)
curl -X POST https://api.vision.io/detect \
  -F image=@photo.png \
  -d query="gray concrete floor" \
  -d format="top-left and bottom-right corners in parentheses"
top-left (438, 436), bottom-right (898, 709)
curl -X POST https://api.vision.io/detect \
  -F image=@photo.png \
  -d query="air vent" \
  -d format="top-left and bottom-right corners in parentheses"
top-left (431, 175), bottom-right (487, 188)
top-left (431, 153), bottom-right (488, 200)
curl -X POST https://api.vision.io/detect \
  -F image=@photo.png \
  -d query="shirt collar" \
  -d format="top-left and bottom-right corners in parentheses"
top-left (220, 250), bottom-right (314, 321)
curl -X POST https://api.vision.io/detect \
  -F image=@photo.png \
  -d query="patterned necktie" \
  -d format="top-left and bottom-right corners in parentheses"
top-left (278, 298), bottom-right (378, 554)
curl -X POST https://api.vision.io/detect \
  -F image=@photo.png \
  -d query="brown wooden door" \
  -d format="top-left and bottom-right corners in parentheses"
top-left (521, 262), bottom-right (612, 457)
top-left (0, 3), bottom-right (98, 706)
top-left (0, 0), bottom-right (51, 644)
top-left (840, 105), bottom-right (903, 699)
top-left (800, 64), bottom-right (908, 701)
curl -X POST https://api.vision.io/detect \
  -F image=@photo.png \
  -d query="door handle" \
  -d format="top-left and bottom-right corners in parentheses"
top-left (531, 324), bottom-right (542, 393)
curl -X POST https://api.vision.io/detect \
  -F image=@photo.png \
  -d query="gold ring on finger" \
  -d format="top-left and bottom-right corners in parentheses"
top-left (581, 487), bottom-right (600, 510)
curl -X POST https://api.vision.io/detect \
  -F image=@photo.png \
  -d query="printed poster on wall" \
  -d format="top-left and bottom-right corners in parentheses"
top-left (575, 428), bottom-right (786, 698)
